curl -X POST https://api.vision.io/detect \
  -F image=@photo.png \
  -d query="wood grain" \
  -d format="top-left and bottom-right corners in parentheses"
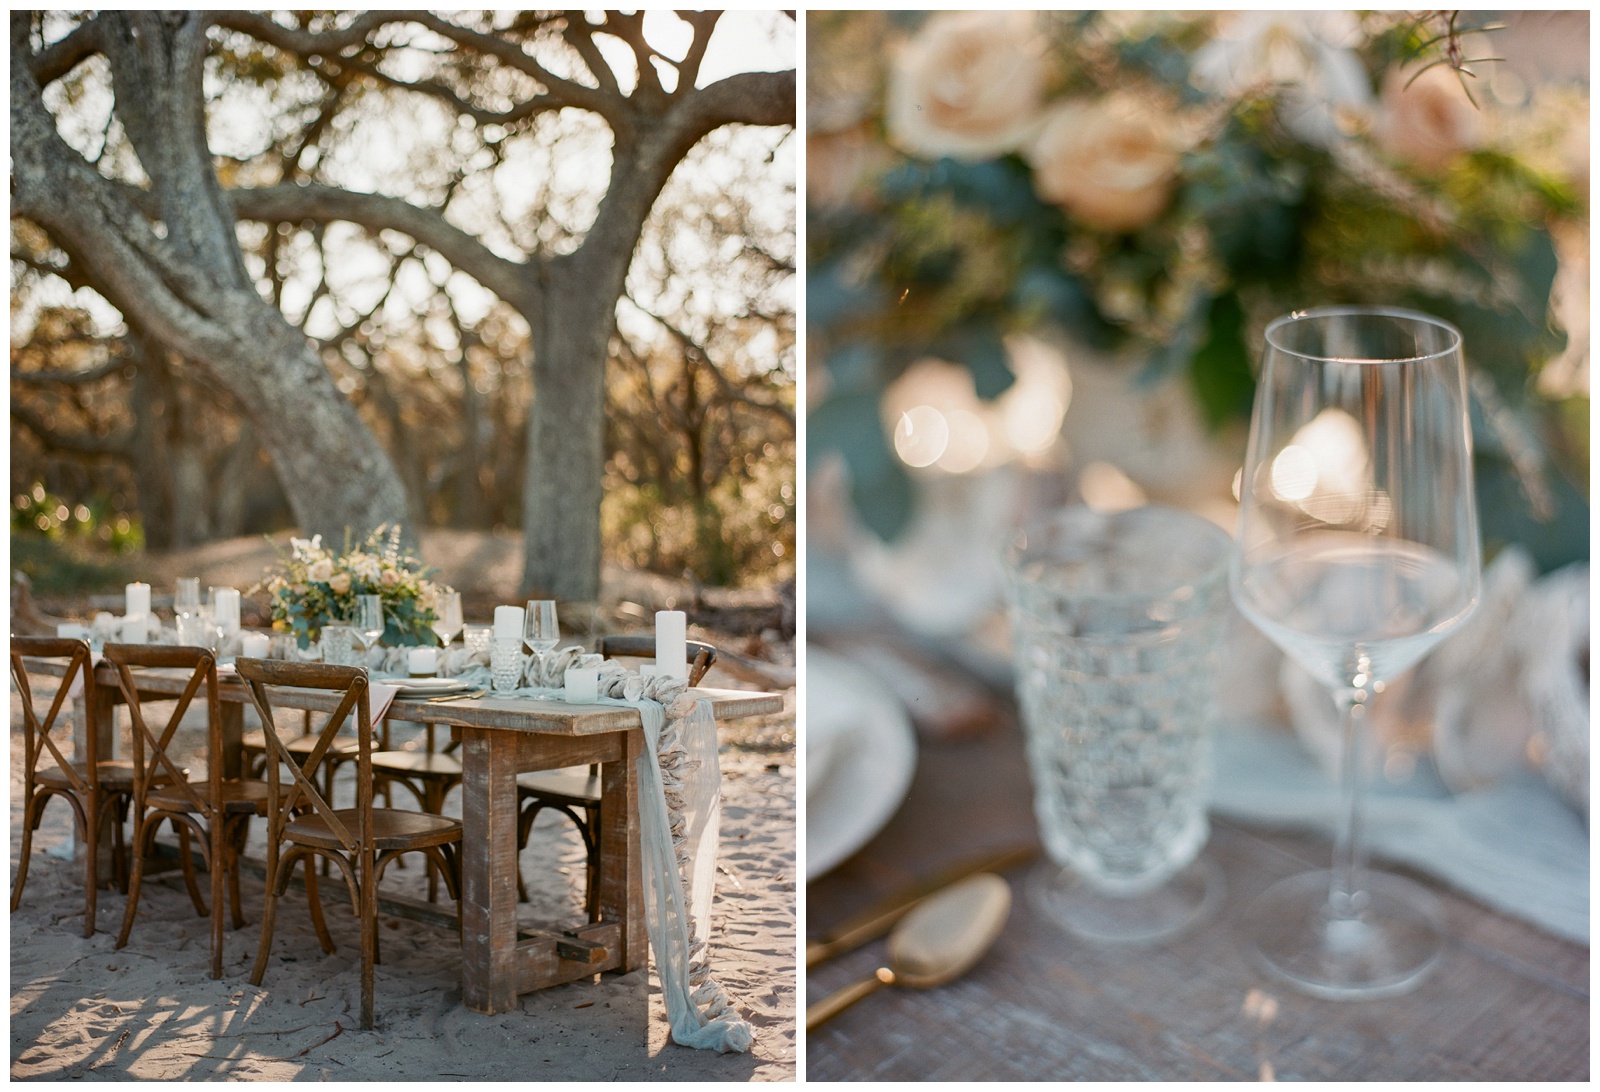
top-left (806, 704), bottom-right (1589, 1081)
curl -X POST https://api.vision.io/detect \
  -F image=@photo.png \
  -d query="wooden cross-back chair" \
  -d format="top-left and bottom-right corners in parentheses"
top-left (513, 635), bottom-right (716, 918)
top-left (103, 643), bottom-right (272, 979)
top-left (11, 636), bottom-right (135, 937)
top-left (237, 657), bottom-right (462, 1031)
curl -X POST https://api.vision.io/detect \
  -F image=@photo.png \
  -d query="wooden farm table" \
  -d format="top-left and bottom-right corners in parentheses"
top-left (24, 656), bottom-right (781, 1015)
top-left (805, 647), bottom-right (1589, 1081)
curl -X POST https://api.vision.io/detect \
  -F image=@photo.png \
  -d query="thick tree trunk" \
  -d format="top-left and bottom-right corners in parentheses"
top-left (522, 279), bottom-right (614, 600)
top-left (10, 12), bottom-right (412, 551)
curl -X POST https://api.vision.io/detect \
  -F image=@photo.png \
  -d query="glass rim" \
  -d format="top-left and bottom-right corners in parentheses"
top-left (1264, 306), bottom-right (1463, 366)
top-left (1005, 504), bottom-right (1233, 606)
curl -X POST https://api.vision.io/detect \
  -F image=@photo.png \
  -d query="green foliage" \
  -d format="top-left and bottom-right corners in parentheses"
top-left (9, 534), bottom-right (131, 596)
top-left (11, 483), bottom-right (143, 552)
top-left (807, 10), bottom-right (1587, 561)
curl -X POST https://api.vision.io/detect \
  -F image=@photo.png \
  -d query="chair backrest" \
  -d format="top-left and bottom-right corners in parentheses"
top-left (595, 634), bottom-right (718, 687)
top-left (102, 643), bottom-right (218, 815)
top-left (236, 657), bottom-right (372, 853)
top-left (10, 636), bottom-right (97, 794)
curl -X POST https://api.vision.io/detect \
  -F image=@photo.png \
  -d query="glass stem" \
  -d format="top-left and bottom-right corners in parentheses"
top-left (1328, 673), bottom-right (1372, 920)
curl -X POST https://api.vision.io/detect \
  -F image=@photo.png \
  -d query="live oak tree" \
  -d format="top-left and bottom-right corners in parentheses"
top-left (11, 11), bottom-right (795, 600)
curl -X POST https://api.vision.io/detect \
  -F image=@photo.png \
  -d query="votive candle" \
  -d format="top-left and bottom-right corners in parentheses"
top-left (564, 664), bottom-right (599, 703)
top-left (240, 633), bottom-right (271, 659)
top-left (408, 646), bottom-right (438, 677)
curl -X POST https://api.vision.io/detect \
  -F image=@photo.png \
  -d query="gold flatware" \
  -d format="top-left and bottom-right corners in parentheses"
top-left (805, 873), bottom-right (1011, 1030)
top-left (805, 842), bottom-right (1036, 967)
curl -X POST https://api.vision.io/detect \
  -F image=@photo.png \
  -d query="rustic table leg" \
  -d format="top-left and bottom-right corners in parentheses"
top-left (84, 683), bottom-right (122, 886)
top-left (460, 727), bottom-right (520, 1014)
top-left (598, 728), bottom-right (645, 972)
top-left (218, 700), bottom-right (245, 780)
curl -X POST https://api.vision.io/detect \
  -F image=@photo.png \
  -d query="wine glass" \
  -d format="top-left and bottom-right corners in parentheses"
top-left (524, 600), bottom-right (559, 682)
top-left (355, 594), bottom-right (386, 656)
top-left (432, 591), bottom-right (463, 677)
top-left (174, 577), bottom-right (201, 618)
top-left (1231, 306), bottom-right (1481, 999)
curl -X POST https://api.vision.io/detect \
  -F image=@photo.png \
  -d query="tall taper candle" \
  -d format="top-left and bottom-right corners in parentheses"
top-left (655, 610), bottom-right (687, 681)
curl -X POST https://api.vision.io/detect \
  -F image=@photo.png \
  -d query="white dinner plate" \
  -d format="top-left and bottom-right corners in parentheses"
top-left (806, 647), bottom-right (918, 881)
top-left (390, 678), bottom-right (476, 698)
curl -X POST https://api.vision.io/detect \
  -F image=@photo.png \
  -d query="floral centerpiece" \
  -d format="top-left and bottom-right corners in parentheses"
top-left (256, 525), bottom-right (448, 648)
top-left (808, 10), bottom-right (1588, 572)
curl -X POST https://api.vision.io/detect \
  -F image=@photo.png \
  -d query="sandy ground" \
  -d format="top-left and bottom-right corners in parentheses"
top-left (9, 676), bottom-right (796, 1081)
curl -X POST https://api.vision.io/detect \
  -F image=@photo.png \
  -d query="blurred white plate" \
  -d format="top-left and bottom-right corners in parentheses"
top-left (391, 678), bottom-right (475, 698)
top-left (806, 647), bottom-right (917, 880)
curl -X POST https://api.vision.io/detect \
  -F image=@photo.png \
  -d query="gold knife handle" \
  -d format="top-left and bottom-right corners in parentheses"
top-left (806, 843), bottom-right (1037, 968)
top-left (806, 967), bottom-right (894, 1031)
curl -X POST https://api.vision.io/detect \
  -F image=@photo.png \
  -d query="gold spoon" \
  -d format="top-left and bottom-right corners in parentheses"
top-left (805, 872), bottom-right (1011, 1030)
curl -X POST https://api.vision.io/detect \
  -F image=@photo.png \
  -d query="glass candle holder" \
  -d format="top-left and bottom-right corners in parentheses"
top-left (490, 638), bottom-right (525, 693)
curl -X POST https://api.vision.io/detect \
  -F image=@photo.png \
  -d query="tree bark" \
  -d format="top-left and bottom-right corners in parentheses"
top-left (10, 12), bottom-right (412, 548)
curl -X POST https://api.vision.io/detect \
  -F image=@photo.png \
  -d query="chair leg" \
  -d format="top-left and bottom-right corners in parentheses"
top-left (209, 813), bottom-right (226, 980)
top-left (226, 819), bottom-right (251, 930)
top-left (360, 847), bottom-right (377, 1031)
top-left (83, 787), bottom-right (100, 939)
top-left (175, 819), bottom-right (207, 917)
top-left (115, 810), bottom-right (158, 951)
top-left (13, 789), bottom-right (38, 912)
top-left (303, 855), bottom-right (336, 955)
top-left (249, 845), bottom-right (281, 988)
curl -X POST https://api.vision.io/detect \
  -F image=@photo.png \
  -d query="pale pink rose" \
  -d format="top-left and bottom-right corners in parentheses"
top-left (328, 572), bottom-right (352, 595)
top-left (885, 11), bottom-right (1047, 161)
top-left (1028, 95), bottom-right (1181, 232)
top-left (307, 558), bottom-right (334, 583)
top-left (1378, 65), bottom-right (1482, 172)
top-left (380, 569), bottom-right (399, 588)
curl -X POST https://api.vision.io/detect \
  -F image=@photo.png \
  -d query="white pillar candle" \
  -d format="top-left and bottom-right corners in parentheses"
top-left (213, 587), bottom-right (241, 634)
top-left (494, 605), bottom-right (525, 642)
top-left (655, 610), bottom-right (687, 680)
top-left (408, 646), bottom-right (438, 677)
top-left (56, 623), bottom-right (89, 640)
top-left (119, 615), bottom-right (148, 643)
top-left (564, 664), bottom-right (599, 703)
top-left (240, 633), bottom-right (271, 660)
top-left (125, 582), bottom-right (151, 618)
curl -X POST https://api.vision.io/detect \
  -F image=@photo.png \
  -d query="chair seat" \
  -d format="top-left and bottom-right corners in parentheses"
top-left (284, 807), bottom-right (462, 851)
top-left (147, 778), bottom-right (273, 815)
top-left (371, 751), bottom-right (464, 779)
top-left (516, 768), bottom-right (601, 806)
top-left (37, 760), bottom-right (161, 793)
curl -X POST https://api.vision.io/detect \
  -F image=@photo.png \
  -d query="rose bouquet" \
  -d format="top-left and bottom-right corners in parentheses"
top-left (256, 525), bottom-right (449, 648)
top-left (808, 10), bottom-right (1587, 570)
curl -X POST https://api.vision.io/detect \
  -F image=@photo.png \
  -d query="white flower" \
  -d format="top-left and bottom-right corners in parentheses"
top-left (307, 558), bottom-right (334, 583)
top-left (1027, 94), bottom-right (1183, 232)
top-left (328, 571), bottom-right (352, 595)
top-left (1378, 64), bottom-right (1483, 173)
top-left (347, 551), bottom-right (382, 583)
top-left (290, 533), bottom-right (324, 562)
top-left (885, 10), bottom-right (1048, 161)
top-left (1190, 11), bottom-right (1373, 147)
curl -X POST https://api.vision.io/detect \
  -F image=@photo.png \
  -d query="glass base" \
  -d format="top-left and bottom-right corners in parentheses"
top-left (1027, 856), bottom-right (1224, 945)
top-left (1246, 869), bottom-right (1444, 1000)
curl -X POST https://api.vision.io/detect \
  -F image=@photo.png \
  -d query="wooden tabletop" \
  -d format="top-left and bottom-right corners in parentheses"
top-left (21, 656), bottom-right (782, 735)
top-left (805, 698), bottom-right (1589, 1080)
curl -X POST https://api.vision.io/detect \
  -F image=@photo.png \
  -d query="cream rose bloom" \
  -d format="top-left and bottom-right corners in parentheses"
top-left (1027, 95), bottom-right (1182, 233)
top-left (307, 558), bottom-right (334, 583)
top-left (1378, 65), bottom-right (1482, 172)
top-left (328, 571), bottom-right (352, 595)
top-left (885, 10), bottom-right (1047, 161)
